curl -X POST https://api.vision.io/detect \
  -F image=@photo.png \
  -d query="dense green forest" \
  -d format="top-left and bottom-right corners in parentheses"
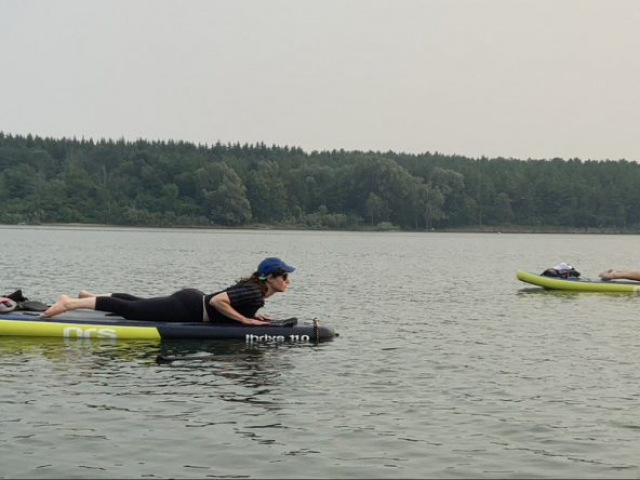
top-left (1, 132), bottom-right (639, 231)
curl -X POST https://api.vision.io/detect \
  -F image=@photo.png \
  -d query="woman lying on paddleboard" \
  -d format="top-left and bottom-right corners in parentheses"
top-left (42, 257), bottom-right (295, 326)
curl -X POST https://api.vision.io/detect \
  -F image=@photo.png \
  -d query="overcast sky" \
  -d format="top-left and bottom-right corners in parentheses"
top-left (2, 0), bottom-right (640, 161)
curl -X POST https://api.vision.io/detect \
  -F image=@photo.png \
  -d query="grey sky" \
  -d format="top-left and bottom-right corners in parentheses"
top-left (2, 0), bottom-right (640, 161)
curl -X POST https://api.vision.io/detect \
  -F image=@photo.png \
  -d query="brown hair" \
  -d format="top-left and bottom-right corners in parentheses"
top-left (235, 272), bottom-right (268, 297)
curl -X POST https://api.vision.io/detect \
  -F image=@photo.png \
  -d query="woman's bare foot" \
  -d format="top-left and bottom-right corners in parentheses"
top-left (42, 294), bottom-right (73, 318)
top-left (599, 269), bottom-right (616, 281)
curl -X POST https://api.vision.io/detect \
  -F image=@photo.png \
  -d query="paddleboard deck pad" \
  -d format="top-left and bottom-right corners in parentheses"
top-left (517, 270), bottom-right (640, 293)
top-left (0, 310), bottom-right (336, 342)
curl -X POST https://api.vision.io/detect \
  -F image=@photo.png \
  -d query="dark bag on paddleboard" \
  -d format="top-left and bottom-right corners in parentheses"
top-left (541, 262), bottom-right (580, 279)
top-left (0, 297), bottom-right (17, 313)
top-left (3, 289), bottom-right (49, 312)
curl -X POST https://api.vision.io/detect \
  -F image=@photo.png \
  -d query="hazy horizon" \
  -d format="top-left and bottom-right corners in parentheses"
top-left (3, 0), bottom-right (640, 162)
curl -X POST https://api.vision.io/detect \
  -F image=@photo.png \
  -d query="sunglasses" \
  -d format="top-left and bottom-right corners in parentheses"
top-left (268, 269), bottom-right (290, 281)
top-left (271, 271), bottom-right (288, 280)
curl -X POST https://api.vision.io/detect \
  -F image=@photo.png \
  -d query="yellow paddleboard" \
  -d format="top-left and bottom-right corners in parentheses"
top-left (517, 270), bottom-right (640, 293)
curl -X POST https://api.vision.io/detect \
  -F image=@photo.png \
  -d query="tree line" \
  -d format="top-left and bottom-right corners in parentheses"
top-left (1, 131), bottom-right (639, 231)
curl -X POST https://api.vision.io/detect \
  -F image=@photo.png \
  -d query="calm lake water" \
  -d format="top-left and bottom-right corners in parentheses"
top-left (2, 226), bottom-right (640, 479)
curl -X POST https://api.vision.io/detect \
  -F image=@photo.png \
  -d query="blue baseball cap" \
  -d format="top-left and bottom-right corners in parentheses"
top-left (258, 257), bottom-right (296, 279)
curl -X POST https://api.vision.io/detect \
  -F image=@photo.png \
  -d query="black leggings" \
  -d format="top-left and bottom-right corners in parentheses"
top-left (95, 289), bottom-right (204, 322)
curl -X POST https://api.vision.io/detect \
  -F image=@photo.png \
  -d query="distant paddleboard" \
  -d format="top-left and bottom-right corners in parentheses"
top-left (517, 270), bottom-right (640, 293)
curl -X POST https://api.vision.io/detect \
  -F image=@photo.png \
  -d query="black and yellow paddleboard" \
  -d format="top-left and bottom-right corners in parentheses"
top-left (517, 270), bottom-right (640, 293)
top-left (0, 310), bottom-right (336, 343)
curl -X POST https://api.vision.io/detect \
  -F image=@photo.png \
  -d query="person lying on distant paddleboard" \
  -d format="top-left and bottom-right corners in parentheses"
top-left (41, 257), bottom-right (295, 325)
top-left (599, 269), bottom-right (640, 282)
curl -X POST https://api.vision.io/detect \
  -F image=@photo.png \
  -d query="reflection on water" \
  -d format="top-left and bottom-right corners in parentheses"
top-left (0, 336), bottom-right (304, 388)
top-left (157, 340), bottom-right (301, 396)
top-left (0, 336), bottom-right (158, 368)
top-left (0, 334), bottom-right (318, 417)
top-left (516, 286), bottom-right (640, 300)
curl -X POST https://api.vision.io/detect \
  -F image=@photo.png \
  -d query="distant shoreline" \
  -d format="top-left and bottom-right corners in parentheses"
top-left (2, 222), bottom-right (640, 235)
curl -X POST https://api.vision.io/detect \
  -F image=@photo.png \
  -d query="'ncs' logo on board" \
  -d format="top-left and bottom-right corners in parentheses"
top-left (62, 327), bottom-right (118, 339)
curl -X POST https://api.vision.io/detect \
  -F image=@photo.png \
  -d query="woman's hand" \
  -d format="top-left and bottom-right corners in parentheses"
top-left (242, 317), bottom-right (270, 326)
top-left (211, 292), bottom-right (270, 326)
top-left (254, 313), bottom-right (271, 321)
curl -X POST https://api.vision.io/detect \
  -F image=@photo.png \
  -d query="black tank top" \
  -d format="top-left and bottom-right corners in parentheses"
top-left (203, 283), bottom-right (265, 323)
